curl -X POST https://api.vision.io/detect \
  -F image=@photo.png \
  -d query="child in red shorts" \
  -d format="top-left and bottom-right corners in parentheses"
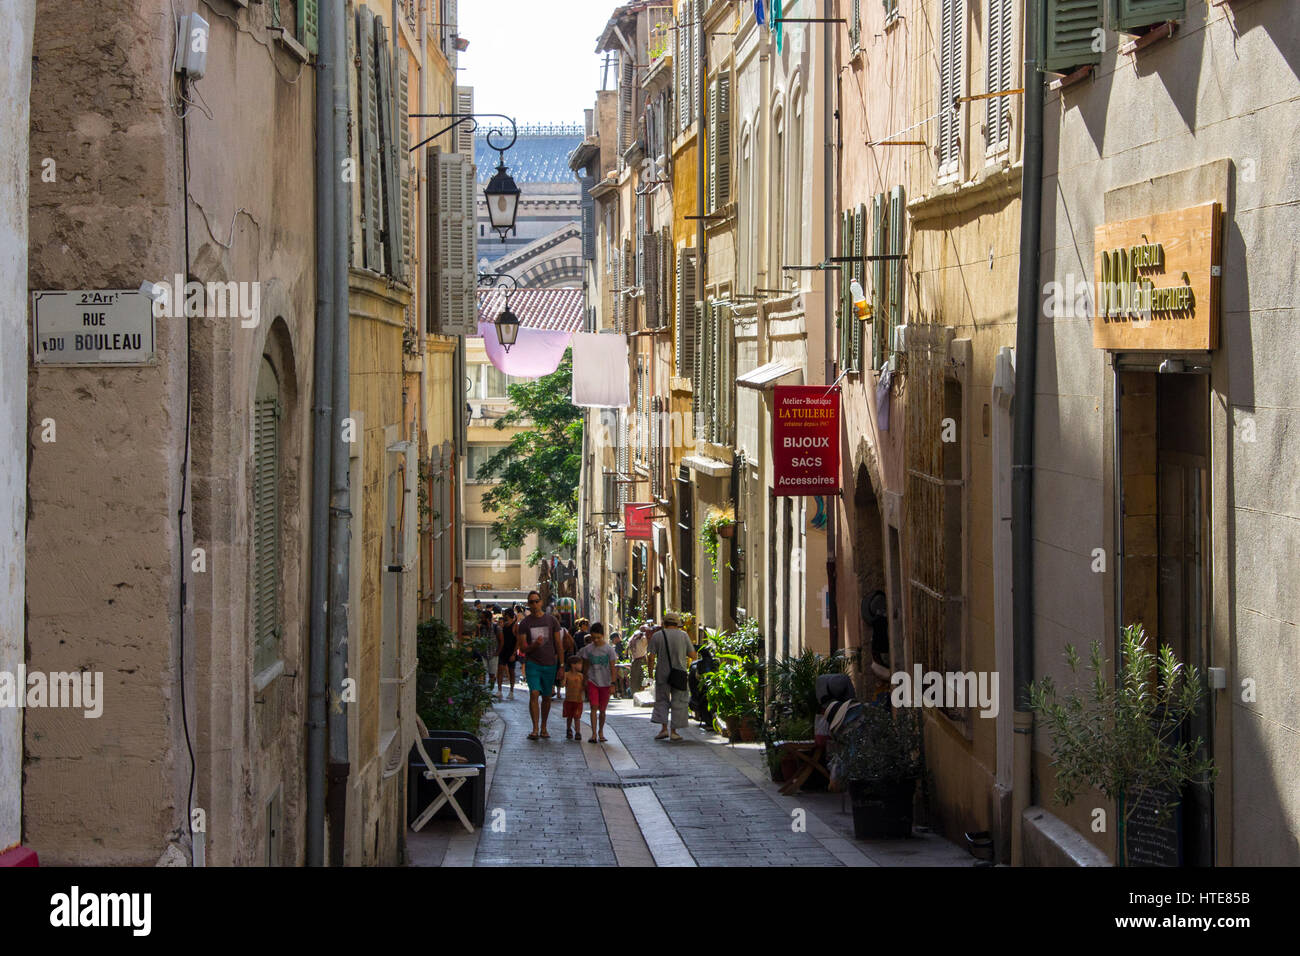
top-left (562, 656), bottom-right (584, 739)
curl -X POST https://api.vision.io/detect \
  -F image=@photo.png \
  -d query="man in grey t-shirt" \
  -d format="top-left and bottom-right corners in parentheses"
top-left (647, 612), bottom-right (696, 740)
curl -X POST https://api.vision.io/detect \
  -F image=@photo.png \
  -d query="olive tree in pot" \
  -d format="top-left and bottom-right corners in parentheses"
top-left (1027, 624), bottom-right (1217, 866)
top-left (841, 705), bottom-right (924, 839)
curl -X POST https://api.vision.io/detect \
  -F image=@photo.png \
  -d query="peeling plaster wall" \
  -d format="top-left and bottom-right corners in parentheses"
top-left (26, 0), bottom-right (318, 865)
top-left (25, 0), bottom-right (186, 864)
top-left (0, 0), bottom-right (36, 854)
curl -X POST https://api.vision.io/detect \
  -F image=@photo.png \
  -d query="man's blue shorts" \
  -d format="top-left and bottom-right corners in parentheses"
top-left (525, 661), bottom-right (557, 696)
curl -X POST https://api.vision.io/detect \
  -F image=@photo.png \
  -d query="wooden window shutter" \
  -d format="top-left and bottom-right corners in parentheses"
top-left (636, 192), bottom-right (647, 288)
top-left (399, 54), bottom-right (412, 279)
top-left (1044, 0), bottom-right (1103, 73)
top-left (938, 0), bottom-right (963, 175)
top-left (1115, 0), bottom-right (1184, 33)
top-left (252, 359), bottom-right (282, 676)
top-left (426, 146), bottom-right (440, 333)
top-left (619, 53), bottom-right (635, 160)
top-left (720, 302), bottom-right (734, 447)
top-left (346, 8), bottom-right (361, 268)
top-left (297, 0), bottom-right (319, 56)
top-left (433, 152), bottom-right (476, 336)
top-left (707, 77), bottom-right (718, 211)
top-left (871, 195), bottom-right (885, 369)
top-left (681, 4), bottom-right (691, 132)
top-left (624, 238), bottom-right (634, 330)
top-left (375, 18), bottom-right (403, 279)
top-left (456, 87), bottom-right (475, 160)
top-left (581, 175), bottom-right (596, 261)
top-left (889, 184), bottom-right (905, 353)
top-left (850, 0), bottom-right (861, 51)
top-left (695, 299), bottom-right (711, 440)
top-left (717, 73), bottom-right (732, 206)
top-left (839, 210), bottom-right (851, 368)
top-left (690, 1), bottom-right (699, 126)
top-left (676, 248), bottom-right (698, 382)
top-left (660, 229), bottom-right (672, 327)
top-left (851, 204), bottom-right (865, 371)
top-left (357, 6), bottom-right (383, 271)
top-left (985, 0), bottom-right (1011, 151)
top-left (644, 225), bottom-right (659, 329)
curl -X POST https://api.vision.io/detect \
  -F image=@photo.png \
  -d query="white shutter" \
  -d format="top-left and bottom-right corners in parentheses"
top-left (457, 86), bottom-right (475, 159)
top-left (707, 77), bottom-right (718, 211)
top-left (434, 151), bottom-right (477, 336)
top-left (689, 1), bottom-right (699, 127)
top-left (938, 0), bottom-right (963, 176)
top-left (986, 0), bottom-right (1012, 152)
top-left (889, 184), bottom-right (905, 349)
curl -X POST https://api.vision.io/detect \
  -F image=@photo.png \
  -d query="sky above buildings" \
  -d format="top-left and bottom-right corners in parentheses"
top-left (457, 0), bottom-right (620, 126)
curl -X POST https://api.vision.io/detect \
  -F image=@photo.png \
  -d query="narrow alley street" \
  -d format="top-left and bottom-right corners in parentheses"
top-left (409, 685), bottom-right (972, 868)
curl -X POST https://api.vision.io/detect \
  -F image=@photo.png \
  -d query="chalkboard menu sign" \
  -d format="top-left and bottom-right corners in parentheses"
top-left (1121, 787), bottom-right (1183, 867)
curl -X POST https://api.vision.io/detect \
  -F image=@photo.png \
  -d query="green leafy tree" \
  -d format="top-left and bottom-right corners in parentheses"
top-left (476, 348), bottom-right (582, 565)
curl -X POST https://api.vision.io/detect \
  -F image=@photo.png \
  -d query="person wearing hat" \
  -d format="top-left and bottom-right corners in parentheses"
top-left (646, 611), bottom-right (696, 741)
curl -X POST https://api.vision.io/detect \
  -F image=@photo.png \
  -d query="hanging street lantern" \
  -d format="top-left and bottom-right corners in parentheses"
top-left (495, 303), bottom-right (521, 352)
top-left (484, 160), bottom-right (521, 243)
top-left (409, 111), bottom-right (520, 241)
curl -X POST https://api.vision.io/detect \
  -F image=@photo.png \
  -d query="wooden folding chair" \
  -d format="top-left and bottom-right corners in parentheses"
top-left (410, 735), bottom-right (480, 834)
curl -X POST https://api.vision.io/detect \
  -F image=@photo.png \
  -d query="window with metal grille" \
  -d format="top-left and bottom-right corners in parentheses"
top-left (252, 358), bottom-right (282, 677)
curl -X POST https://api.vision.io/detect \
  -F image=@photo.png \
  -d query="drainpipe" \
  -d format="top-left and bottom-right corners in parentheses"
top-left (1010, 0), bottom-right (1045, 867)
top-left (326, 0), bottom-right (353, 867)
top-left (306, 0), bottom-right (338, 868)
top-left (824, 0), bottom-right (838, 653)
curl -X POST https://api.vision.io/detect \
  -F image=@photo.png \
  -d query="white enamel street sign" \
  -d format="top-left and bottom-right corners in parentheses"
top-left (31, 290), bottom-right (157, 365)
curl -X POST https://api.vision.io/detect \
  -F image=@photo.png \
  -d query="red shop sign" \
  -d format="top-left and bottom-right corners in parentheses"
top-left (624, 503), bottom-right (655, 540)
top-left (772, 385), bottom-right (840, 496)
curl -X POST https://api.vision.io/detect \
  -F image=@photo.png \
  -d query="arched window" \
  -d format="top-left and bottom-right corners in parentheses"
top-left (252, 356), bottom-right (282, 677)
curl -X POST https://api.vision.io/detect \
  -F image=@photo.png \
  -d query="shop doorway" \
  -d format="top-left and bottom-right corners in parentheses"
top-left (1118, 368), bottom-right (1214, 866)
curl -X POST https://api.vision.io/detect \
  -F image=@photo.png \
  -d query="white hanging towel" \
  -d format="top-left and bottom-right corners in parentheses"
top-left (571, 332), bottom-right (630, 408)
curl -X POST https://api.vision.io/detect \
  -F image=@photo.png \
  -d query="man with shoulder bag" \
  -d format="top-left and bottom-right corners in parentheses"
top-left (646, 611), bottom-right (696, 741)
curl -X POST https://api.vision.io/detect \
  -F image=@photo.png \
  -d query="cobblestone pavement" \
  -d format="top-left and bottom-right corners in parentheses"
top-left (410, 675), bottom-right (975, 868)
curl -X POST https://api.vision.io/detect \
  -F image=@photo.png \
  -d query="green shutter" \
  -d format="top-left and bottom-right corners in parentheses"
top-left (1114, 0), bottom-right (1184, 31)
top-left (851, 204), bottom-right (865, 372)
top-left (851, 0), bottom-right (861, 50)
top-left (889, 184), bottom-right (905, 361)
top-left (1044, 0), bottom-right (1103, 74)
top-left (872, 195), bottom-right (884, 370)
top-left (297, 0), bottom-right (319, 55)
top-left (253, 359), bottom-right (281, 676)
top-left (357, 6), bottom-right (383, 271)
top-left (839, 210), bottom-right (851, 369)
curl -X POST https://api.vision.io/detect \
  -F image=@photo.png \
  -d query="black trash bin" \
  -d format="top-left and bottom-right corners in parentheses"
top-left (408, 734), bottom-right (486, 828)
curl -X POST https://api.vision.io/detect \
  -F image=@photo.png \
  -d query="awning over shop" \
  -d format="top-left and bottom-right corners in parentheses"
top-left (736, 360), bottom-right (802, 391)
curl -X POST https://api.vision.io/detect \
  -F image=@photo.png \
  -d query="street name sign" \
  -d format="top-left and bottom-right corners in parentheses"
top-left (31, 289), bottom-right (157, 366)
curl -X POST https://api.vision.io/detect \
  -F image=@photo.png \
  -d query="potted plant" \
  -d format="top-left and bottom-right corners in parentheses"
top-left (699, 622), bottom-right (764, 742)
top-left (840, 705), bottom-right (923, 839)
top-left (699, 507), bottom-right (736, 580)
top-left (1028, 624), bottom-right (1217, 866)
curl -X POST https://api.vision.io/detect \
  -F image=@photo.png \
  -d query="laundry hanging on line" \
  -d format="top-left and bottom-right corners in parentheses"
top-left (570, 332), bottom-right (630, 409)
top-left (477, 322), bottom-right (575, 379)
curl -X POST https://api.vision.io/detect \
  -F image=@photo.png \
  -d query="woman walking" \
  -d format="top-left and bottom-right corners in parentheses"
top-left (495, 607), bottom-right (518, 700)
top-left (578, 623), bottom-right (618, 743)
